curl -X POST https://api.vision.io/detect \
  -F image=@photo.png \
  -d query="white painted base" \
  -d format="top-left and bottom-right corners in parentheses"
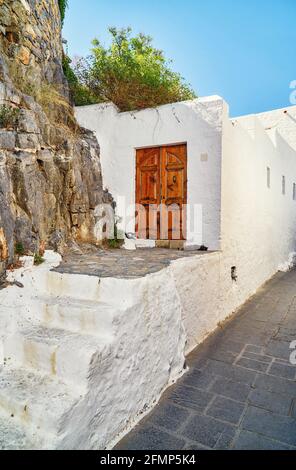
top-left (135, 239), bottom-right (156, 248)
top-left (0, 245), bottom-right (295, 449)
top-left (0, 251), bottom-right (186, 449)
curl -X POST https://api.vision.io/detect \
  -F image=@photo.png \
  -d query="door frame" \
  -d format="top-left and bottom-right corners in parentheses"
top-left (135, 142), bottom-right (188, 241)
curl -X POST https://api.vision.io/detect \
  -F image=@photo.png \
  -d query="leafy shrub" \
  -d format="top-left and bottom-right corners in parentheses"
top-left (103, 216), bottom-right (124, 249)
top-left (70, 27), bottom-right (197, 111)
top-left (0, 105), bottom-right (20, 129)
top-left (34, 253), bottom-right (45, 265)
top-left (63, 55), bottom-right (97, 106)
top-left (15, 242), bottom-right (25, 256)
top-left (58, 0), bottom-right (68, 25)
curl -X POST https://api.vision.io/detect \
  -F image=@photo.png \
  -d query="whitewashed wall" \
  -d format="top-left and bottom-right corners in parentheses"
top-left (76, 100), bottom-right (296, 354)
top-left (219, 105), bottom-right (296, 316)
top-left (76, 97), bottom-right (224, 250)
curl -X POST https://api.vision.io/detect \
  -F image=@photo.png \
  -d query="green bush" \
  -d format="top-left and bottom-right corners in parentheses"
top-left (0, 105), bottom-right (20, 129)
top-left (34, 253), bottom-right (45, 265)
top-left (70, 27), bottom-right (197, 111)
top-left (62, 55), bottom-right (98, 106)
top-left (15, 242), bottom-right (25, 256)
top-left (58, 0), bottom-right (68, 25)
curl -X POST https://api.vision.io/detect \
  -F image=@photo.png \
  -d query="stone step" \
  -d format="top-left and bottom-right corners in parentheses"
top-left (0, 367), bottom-right (79, 439)
top-left (35, 295), bottom-right (116, 336)
top-left (46, 271), bottom-right (133, 310)
top-left (0, 413), bottom-right (38, 450)
top-left (47, 270), bottom-right (102, 301)
top-left (3, 326), bottom-right (112, 389)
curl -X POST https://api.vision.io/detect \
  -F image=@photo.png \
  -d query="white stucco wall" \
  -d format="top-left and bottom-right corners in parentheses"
top-left (220, 105), bottom-right (296, 312)
top-left (76, 97), bottom-right (225, 250)
top-left (178, 104), bottom-right (296, 353)
top-left (76, 99), bottom-right (296, 355)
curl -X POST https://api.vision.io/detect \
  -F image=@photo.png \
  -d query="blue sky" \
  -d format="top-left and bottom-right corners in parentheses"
top-left (63, 0), bottom-right (296, 116)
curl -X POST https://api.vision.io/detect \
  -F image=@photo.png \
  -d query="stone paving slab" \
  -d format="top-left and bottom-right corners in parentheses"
top-left (116, 269), bottom-right (296, 450)
top-left (53, 247), bottom-right (212, 279)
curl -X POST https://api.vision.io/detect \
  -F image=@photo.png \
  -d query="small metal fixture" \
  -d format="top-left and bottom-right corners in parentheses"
top-left (231, 266), bottom-right (238, 282)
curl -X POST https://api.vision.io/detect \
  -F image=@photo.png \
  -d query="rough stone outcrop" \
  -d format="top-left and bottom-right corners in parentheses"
top-left (0, 0), bottom-right (110, 277)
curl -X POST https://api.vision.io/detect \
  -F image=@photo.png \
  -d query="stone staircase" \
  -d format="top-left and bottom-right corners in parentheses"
top-left (0, 292), bottom-right (116, 449)
top-left (0, 254), bottom-right (186, 449)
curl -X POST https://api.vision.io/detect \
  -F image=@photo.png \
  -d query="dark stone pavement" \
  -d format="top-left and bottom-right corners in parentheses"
top-left (54, 247), bottom-right (211, 279)
top-left (116, 269), bottom-right (296, 450)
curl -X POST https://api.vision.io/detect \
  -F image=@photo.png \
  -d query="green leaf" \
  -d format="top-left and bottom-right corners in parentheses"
top-left (67, 27), bottom-right (197, 110)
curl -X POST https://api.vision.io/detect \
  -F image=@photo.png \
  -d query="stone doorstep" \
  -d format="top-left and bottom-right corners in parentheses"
top-left (153, 240), bottom-right (187, 250)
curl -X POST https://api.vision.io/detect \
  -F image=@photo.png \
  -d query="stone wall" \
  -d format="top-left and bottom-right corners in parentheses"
top-left (0, 1), bottom-right (110, 278)
top-left (0, 0), bottom-right (67, 97)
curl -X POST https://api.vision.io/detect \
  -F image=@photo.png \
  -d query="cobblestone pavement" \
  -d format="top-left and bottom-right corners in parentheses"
top-left (54, 248), bottom-right (210, 278)
top-left (116, 269), bottom-right (296, 450)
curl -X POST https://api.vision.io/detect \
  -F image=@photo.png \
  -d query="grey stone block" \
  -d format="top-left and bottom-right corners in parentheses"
top-left (264, 340), bottom-right (291, 360)
top-left (17, 133), bottom-right (40, 150)
top-left (222, 330), bottom-right (268, 347)
top-left (147, 402), bottom-right (190, 431)
top-left (206, 396), bottom-right (245, 424)
top-left (214, 426), bottom-right (237, 450)
top-left (17, 110), bottom-right (39, 134)
top-left (182, 414), bottom-right (235, 449)
top-left (242, 406), bottom-right (296, 446)
top-left (210, 376), bottom-right (251, 402)
top-left (214, 339), bottom-right (245, 354)
top-left (269, 361), bottom-right (296, 380)
top-left (242, 351), bottom-right (272, 364)
top-left (115, 425), bottom-right (185, 450)
top-left (169, 384), bottom-right (214, 412)
top-left (233, 430), bottom-right (293, 450)
top-left (248, 389), bottom-right (292, 416)
top-left (273, 327), bottom-right (296, 343)
top-left (208, 348), bottom-right (238, 364)
top-left (236, 357), bottom-right (269, 373)
top-left (245, 344), bottom-right (264, 354)
top-left (183, 443), bottom-right (210, 450)
top-left (0, 131), bottom-right (16, 150)
top-left (254, 373), bottom-right (296, 397)
top-left (181, 370), bottom-right (216, 390)
top-left (205, 359), bottom-right (256, 385)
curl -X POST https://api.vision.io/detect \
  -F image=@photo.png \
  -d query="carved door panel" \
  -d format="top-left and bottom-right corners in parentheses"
top-left (136, 144), bottom-right (187, 240)
top-left (160, 145), bottom-right (187, 240)
top-left (136, 147), bottom-right (161, 239)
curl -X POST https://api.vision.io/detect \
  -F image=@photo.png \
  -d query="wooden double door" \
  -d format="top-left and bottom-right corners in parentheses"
top-left (136, 144), bottom-right (187, 240)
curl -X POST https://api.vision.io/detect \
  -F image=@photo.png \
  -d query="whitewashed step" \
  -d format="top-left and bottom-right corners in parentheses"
top-left (0, 367), bottom-right (80, 438)
top-left (0, 414), bottom-right (38, 450)
top-left (35, 295), bottom-right (116, 335)
top-left (47, 271), bottom-right (102, 301)
top-left (3, 326), bottom-right (112, 389)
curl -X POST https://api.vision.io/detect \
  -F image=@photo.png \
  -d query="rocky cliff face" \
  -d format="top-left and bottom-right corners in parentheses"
top-left (0, 0), bottom-right (110, 280)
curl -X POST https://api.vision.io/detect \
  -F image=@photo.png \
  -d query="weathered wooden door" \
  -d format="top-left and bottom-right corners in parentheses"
top-left (136, 144), bottom-right (187, 240)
